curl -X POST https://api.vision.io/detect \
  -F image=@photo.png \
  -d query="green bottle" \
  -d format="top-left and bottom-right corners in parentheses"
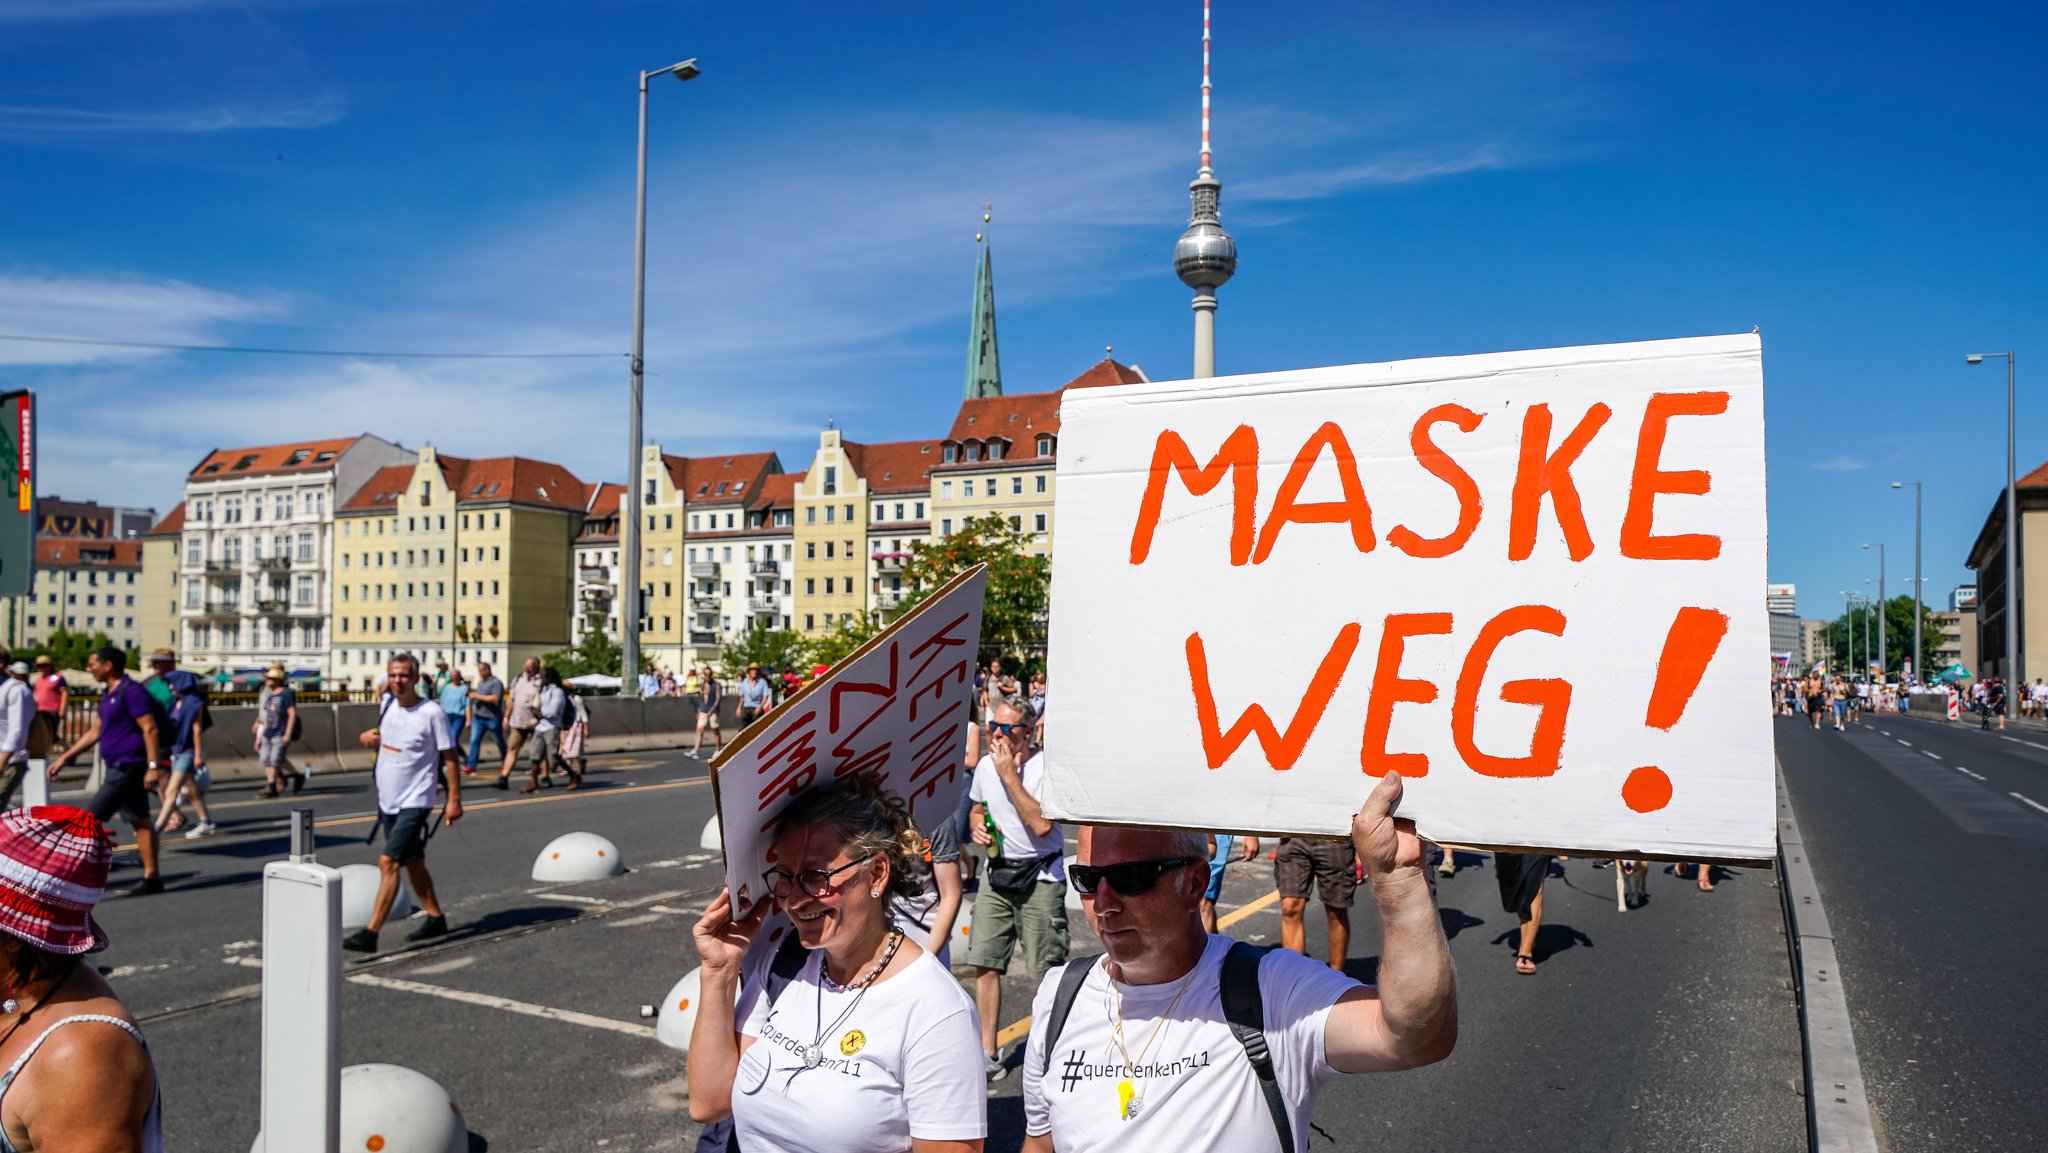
top-left (983, 810), bottom-right (1003, 857)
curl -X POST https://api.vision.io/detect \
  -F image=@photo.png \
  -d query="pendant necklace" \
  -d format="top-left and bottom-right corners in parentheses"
top-left (795, 927), bottom-right (902, 1077)
top-left (0, 966), bottom-right (77, 1054)
top-left (1103, 959), bottom-right (1198, 1121)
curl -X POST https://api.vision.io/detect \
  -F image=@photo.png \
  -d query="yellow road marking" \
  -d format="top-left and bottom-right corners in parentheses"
top-left (993, 888), bottom-right (1284, 1049)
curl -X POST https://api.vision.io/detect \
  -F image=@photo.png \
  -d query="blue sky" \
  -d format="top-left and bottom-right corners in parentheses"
top-left (2, 0), bottom-right (2043, 623)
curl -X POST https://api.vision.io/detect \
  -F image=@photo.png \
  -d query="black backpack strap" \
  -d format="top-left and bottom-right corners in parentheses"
top-left (1038, 953), bottom-right (1101, 1076)
top-left (761, 929), bottom-right (810, 1007)
top-left (1222, 941), bottom-right (1295, 1152)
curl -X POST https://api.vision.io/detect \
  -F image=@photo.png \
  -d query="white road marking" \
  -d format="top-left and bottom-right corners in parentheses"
top-left (1924, 751), bottom-right (1942, 760)
top-left (2000, 736), bottom-right (2048, 751)
top-left (608, 913), bottom-right (665, 928)
top-left (224, 955), bottom-right (264, 970)
top-left (1896, 740), bottom-right (1912, 747)
top-left (1956, 766), bottom-right (1987, 781)
top-left (406, 956), bottom-right (476, 975)
top-left (683, 852), bottom-right (718, 864)
top-left (525, 891), bottom-right (613, 906)
top-left (640, 858), bottom-right (683, 869)
top-left (649, 905), bottom-right (699, 917)
top-left (222, 939), bottom-right (259, 952)
top-left (347, 973), bottom-right (656, 1038)
top-left (2010, 793), bottom-right (2048, 817)
top-left (103, 961), bottom-right (178, 979)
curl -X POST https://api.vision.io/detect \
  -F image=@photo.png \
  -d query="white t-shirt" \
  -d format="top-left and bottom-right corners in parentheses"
top-left (1022, 935), bottom-right (1361, 1153)
top-left (372, 696), bottom-right (453, 813)
top-left (730, 945), bottom-right (986, 1153)
top-left (969, 750), bottom-right (1066, 882)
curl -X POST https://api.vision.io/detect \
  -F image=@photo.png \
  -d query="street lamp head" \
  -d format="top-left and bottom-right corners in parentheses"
top-left (1891, 481), bottom-right (1902, 489)
top-left (1863, 543), bottom-right (1872, 551)
top-left (1967, 354), bottom-right (1984, 365)
top-left (668, 58), bottom-right (700, 81)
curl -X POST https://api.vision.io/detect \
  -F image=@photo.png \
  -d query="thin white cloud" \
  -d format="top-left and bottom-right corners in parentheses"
top-left (0, 95), bottom-right (346, 139)
top-left (1234, 142), bottom-right (1517, 204)
top-left (1812, 456), bottom-right (1869, 472)
top-left (0, 273), bottom-right (285, 367)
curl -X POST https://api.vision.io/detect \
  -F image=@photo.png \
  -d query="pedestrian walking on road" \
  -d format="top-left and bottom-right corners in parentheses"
top-left (558, 684), bottom-right (589, 787)
top-left (253, 665), bottom-right (304, 798)
top-left (968, 699), bottom-right (1068, 1079)
top-left (687, 775), bottom-right (987, 1151)
top-left (1275, 834), bottom-right (1359, 971)
top-left (0, 805), bottom-right (164, 1151)
top-left (154, 671), bottom-right (217, 839)
top-left (1495, 851), bottom-right (1552, 974)
top-left (343, 655), bottom-right (462, 954)
top-left (28, 657), bottom-right (64, 749)
top-left (736, 665), bottom-right (771, 729)
top-left (44, 648), bottom-right (164, 897)
top-left (1018, 774), bottom-right (1456, 1152)
top-left (690, 668), bottom-right (722, 758)
top-left (493, 658), bottom-right (543, 791)
top-left (465, 662), bottom-right (506, 773)
top-left (522, 668), bottom-right (573, 793)
top-left (437, 669), bottom-right (469, 758)
top-left (1199, 832), bottom-right (1259, 935)
top-left (0, 661), bottom-right (33, 810)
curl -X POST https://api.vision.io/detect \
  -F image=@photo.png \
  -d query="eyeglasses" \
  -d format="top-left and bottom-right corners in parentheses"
top-left (1068, 857), bottom-right (1203, 897)
top-left (762, 853), bottom-right (876, 900)
top-left (989, 721), bottom-right (1024, 736)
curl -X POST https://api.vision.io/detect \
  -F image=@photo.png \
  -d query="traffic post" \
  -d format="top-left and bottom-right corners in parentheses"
top-left (258, 808), bottom-right (342, 1152)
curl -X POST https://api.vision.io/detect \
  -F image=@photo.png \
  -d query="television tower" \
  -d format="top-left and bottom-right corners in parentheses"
top-left (1173, 0), bottom-right (1236, 378)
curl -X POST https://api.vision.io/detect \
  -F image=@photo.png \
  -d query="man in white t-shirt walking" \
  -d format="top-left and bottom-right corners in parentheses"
top-left (1020, 771), bottom-right (1457, 1152)
top-left (968, 698), bottom-right (1068, 1079)
top-left (343, 654), bottom-right (464, 954)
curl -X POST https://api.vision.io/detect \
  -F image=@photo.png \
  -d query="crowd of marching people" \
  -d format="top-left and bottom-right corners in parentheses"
top-left (1770, 668), bottom-right (2048, 734)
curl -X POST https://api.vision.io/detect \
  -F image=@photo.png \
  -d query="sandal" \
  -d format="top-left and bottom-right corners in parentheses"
top-left (1515, 953), bottom-right (1537, 975)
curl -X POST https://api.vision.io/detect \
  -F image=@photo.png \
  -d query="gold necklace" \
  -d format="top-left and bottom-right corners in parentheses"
top-left (1103, 960), bottom-right (1199, 1121)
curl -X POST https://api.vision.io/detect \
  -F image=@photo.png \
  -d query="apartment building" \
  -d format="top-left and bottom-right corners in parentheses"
top-left (631, 447), bottom-right (782, 673)
top-left (574, 483), bottom-right (626, 647)
top-left (860, 442), bottom-right (936, 615)
top-left (177, 435), bottom-right (413, 679)
top-left (330, 446), bottom-right (584, 680)
top-left (790, 430), bottom-right (870, 634)
top-left (6, 538), bottom-right (145, 651)
top-left (741, 472), bottom-right (802, 634)
top-left (138, 503), bottom-right (184, 655)
top-left (929, 358), bottom-right (1145, 555)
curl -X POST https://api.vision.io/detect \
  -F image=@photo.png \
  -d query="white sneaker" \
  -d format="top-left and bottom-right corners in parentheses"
top-left (184, 822), bottom-right (219, 839)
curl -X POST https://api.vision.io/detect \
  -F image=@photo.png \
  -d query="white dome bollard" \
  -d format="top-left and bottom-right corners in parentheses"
top-left (338, 863), bottom-right (414, 930)
top-left (250, 1063), bottom-right (465, 1153)
top-left (531, 832), bottom-right (625, 882)
top-left (1062, 857), bottom-right (1085, 912)
top-left (656, 967), bottom-right (703, 1051)
top-left (700, 815), bottom-right (722, 851)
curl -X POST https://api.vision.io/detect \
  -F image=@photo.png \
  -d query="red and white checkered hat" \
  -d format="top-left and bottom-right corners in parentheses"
top-left (0, 806), bottom-right (112, 955)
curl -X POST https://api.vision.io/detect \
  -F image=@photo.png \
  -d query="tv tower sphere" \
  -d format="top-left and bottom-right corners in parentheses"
top-left (1174, 170), bottom-right (1237, 292)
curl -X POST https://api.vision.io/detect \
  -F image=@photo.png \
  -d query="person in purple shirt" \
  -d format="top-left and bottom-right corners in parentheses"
top-left (46, 646), bottom-right (165, 896)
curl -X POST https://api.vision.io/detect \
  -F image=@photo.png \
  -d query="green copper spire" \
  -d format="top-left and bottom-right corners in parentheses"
top-left (964, 209), bottom-right (1002, 399)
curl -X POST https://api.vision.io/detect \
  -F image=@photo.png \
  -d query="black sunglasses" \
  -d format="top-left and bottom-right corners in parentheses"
top-left (989, 721), bottom-right (1025, 736)
top-left (1068, 857), bottom-right (1203, 897)
top-left (762, 853), bottom-right (876, 900)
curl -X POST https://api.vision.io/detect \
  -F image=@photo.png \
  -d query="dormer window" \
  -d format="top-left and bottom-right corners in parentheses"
top-left (964, 443), bottom-right (980, 462)
top-left (284, 450), bottom-right (310, 466)
top-left (314, 451), bottom-right (335, 464)
top-left (697, 484), bottom-right (709, 496)
top-left (988, 440), bottom-right (1005, 461)
top-left (1037, 435), bottom-right (1053, 457)
top-left (716, 482), bottom-right (729, 495)
top-left (943, 445), bottom-right (956, 463)
top-left (232, 455), bottom-right (258, 471)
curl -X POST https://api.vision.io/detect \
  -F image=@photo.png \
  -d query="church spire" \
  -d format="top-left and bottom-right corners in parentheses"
top-left (964, 206), bottom-right (1003, 399)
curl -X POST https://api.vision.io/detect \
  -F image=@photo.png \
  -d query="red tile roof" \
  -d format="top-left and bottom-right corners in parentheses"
top-left (36, 539), bottom-right (141, 568)
top-left (938, 359), bottom-right (1143, 467)
top-left (661, 452), bottom-right (780, 506)
top-left (142, 502), bottom-right (187, 538)
top-left (842, 439), bottom-right (941, 495)
top-left (341, 457), bottom-right (590, 514)
top-left (187, 437), bottom-right (361, 480)
top-left (584, 481), bottom-right (626, 520)
top-left (752, 471), bottom-right (804, 508)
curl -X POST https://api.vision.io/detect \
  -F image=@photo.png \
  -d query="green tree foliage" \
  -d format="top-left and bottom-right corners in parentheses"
top-left (897, 514), bottom-right (1050, 666)
top-left (23, 626), bottom-right (114, 671)
top-left (539, 629), bottom-right (622, 681)
top-left (720, 623), bottom-right (809, 683)
top-left (800, 611), bottom-right (888, 670)
top-left (1824, 595), bottom-right (1950, 678)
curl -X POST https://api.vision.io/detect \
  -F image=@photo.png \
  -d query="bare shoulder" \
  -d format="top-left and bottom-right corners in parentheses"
top-left (8, 1008), bottom-right (155, 1142)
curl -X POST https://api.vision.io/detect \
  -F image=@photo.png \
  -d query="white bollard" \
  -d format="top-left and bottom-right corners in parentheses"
top-left (531, 832), bottom-right (625, 882)
top-left (655, 967), bottom-right (704, 1051)
top-left (258, 809), bottom-right (342, 1153)
top-left (21, 761), bottom-right (47, 808)
top-left (700, 814), bottom-right (722, 851)
top-left (952, 894), bottom-right (974, 955)
top-left (338, 862), bottom-right (415, 930)
top-left (253, 1063), bottom-right (466, 1153)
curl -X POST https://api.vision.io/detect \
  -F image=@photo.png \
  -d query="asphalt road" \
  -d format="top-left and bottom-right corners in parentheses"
top-left (1777, 709), bottom-right (2048, 1151)
top-left (83, 747), bottom-right (1806, 1151)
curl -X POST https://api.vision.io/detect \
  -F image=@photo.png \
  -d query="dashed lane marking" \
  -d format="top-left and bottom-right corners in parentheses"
top-left (2000, 735), bottom-right (2048, 751)
top-left (1924, 751), bottom-right (1942, 760)
top-left (1956, 766), bottom-right (1988, 781)
top-left (1896, 740), bottom-right (1912, 747)
top-left (527, 892), bottom-right (613, 907)
top-left (992, 889), bottom-right (1285, 1049)
top-left (348, 973), bottom-right (657, 1038)
top-left (2011, 793), bottom-right (2048, 817)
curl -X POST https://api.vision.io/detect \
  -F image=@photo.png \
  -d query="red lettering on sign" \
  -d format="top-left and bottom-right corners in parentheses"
top-left (1186, 623), bottom-right (1360, 771)
top-left (1129, 426), bottom-right (1260, 566)
top-left (1252, 421), bottom-right (1376, 564)
top-left (1451, 605), bottom-right (1571, 778)
top-left (1620, 392), bottom-right (1729, 561)
top-left (1360, 612), bottom-right (1453, 777)
top-left (1508, 403), bottom-right (1610, 562)
top-left (1388, 404), bottom-right (1484, 559)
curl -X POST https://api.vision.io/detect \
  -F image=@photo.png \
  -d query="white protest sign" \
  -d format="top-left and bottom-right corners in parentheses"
top-left (1044, 334), bottom-right (1772, 863)
top-left (711, 566), bottom-right (987, 912)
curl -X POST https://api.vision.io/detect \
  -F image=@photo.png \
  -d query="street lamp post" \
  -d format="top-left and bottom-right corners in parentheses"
top-left (1864, 543), bottom-right (1886, 679)
top-left (1894, 481), bottom-right (1923, 683)
top-left (622, 56), bottom-right (701, 699)
top-left (1968, 351), bottom-right (2018, 682)
top-left (1841, 591), bottom-right (1860, 679)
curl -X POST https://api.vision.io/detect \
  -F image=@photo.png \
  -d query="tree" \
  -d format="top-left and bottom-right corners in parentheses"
top-left (800, 611), bottom-right (888, 670)
top-left (1825, 595), bottom-right (1948, 679)
top-left (26, 626), bottom-right (113, 671)
top-left (897, 514), bottom-right (1050, 666)
top-left (539, 629), bottom-right (622, 681)
top-left (720, 623), bottom-right (808, 683)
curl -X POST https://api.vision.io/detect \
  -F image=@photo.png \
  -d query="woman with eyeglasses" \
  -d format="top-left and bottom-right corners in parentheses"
top-left (687, 775), bottom-right (987, 1153)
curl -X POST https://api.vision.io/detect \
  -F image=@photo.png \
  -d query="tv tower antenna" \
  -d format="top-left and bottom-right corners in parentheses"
top-left (1174, 0), bottom-right (1236, 378)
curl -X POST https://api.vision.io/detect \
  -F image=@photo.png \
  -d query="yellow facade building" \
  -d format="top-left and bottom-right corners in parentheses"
top-left (331, 446), bottom-right (587, 681)
top-left (138, 503), bottom-right (184, 655)
top-left (633, 447), bottom-right (782, 674)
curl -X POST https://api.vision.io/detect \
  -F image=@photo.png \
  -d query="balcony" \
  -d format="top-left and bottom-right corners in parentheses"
top-left (577, 564), bottom-right (613, 586)
top-left (202, 560), bottom-right (240, 575)
top-left (873, 553), bottom-right (909, 574)
top-left (748, 596), bottom-right (778, 614)
top-left (748, 560), bottom-right (779, 576)
top-left (688, 630), bottom-right (720, 647)
top-left (192, 602), bottom-right (240, 620)
top-left (689, 596), bottom-right (721, 612)
top-left (257, 556), bottom-right (291, 572)
top-left (689, 562), bottom-right (720, 578)
top-left (878, 589), bottom-right (906, 610)
top-left (255, 598), bottom-right (289, 614)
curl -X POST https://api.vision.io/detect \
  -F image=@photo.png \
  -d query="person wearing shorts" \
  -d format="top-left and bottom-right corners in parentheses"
top-left (690, 669), bottom-right (722, 757)
top-left (736, 665), bottom-right (771, 728)
top-left (1200, 832), bottom-right (1260, 933)
top-left (344, 654), bottom-right (463, 953)
top-left (1274, 835), bottom-right (1359, 970)
top-left (46, 647), bottom-right (164, 896)
top-left (494, 658), bottom-right (542, 790)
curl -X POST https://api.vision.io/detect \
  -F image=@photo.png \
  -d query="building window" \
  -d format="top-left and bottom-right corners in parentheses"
top-left (990, 441), bottom-right (1005, 461)
top-left (1035, 513), bottom-right (1047, 532)
top-left (805, 507), bottom-right (816, 524)
top-left (665, 514), bottom-right (674, 531)
top-left (985, 479), bottom-right (997, 497)
top-left (825, 541), bottom-right (835, 559)
top-left (914, 502), bottom-right (924, 519)
top-left (1036, 475), bottom-right (1047, 494)
top-left (805, 614), bottom-right (815, 629)
top-left (805, 579), bottom-right (816, 595)
top-left (824, 466), bottom-right (837, 495)
top-left (1037, 435), bottom-right (1053, 457)
top-left (825, 505), bottom-right (835, 524)
top-left (1012, 476), bottom-right (1023, 495)
top-left (295, 575), bottom-right (313, 604)
top-left (941, 518), bottom-right (953, 536)
top-left (943, 446), bottom-right (956, 463)
top-left (805, 542), bottom-right (816, 560)
top-left (942, 480), bottom-right (953, 499)
top-left (1010, 516), bottom-right (1022, 531)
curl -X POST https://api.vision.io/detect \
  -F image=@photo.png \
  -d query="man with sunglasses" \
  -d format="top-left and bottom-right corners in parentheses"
top-left (967, 699), bottom-right (1068, 1080)
top-left (1019, 772), bottom-right (1457, 1152)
